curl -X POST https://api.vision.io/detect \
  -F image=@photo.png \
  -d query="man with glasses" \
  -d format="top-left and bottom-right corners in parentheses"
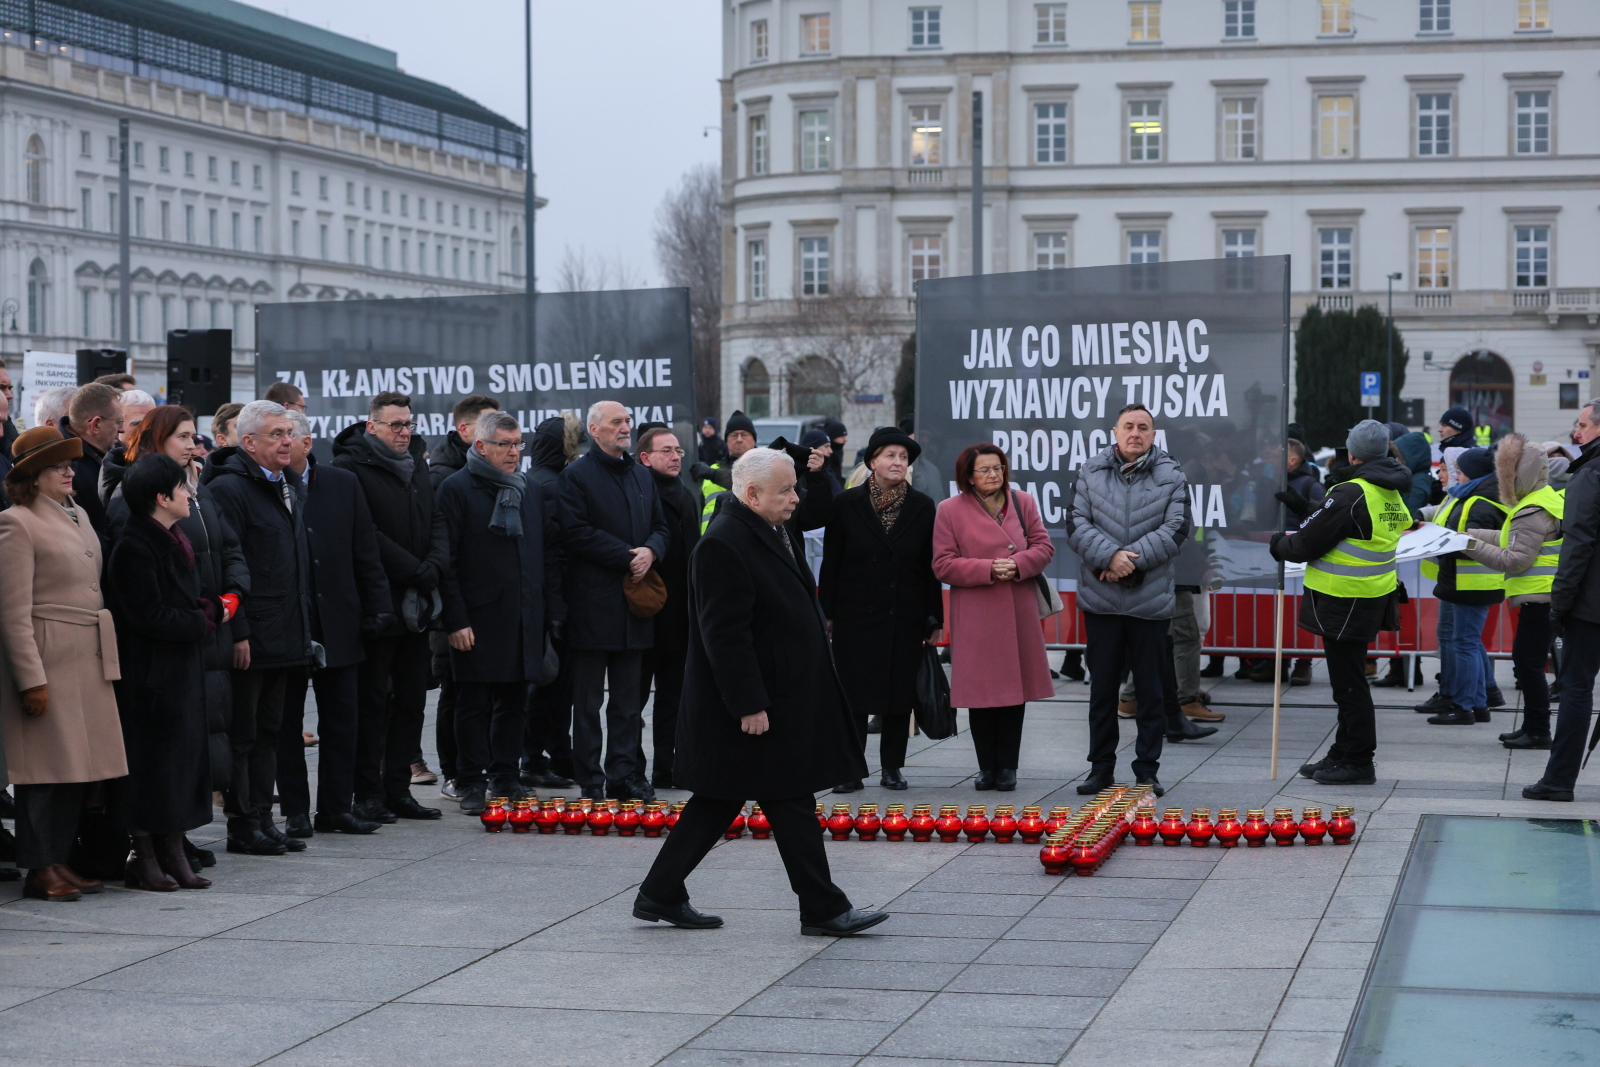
top-left (264, 381), bottom-right (307, 414)
top-left (333, 391), bottom-right (448, 824)
top-left (438, 410), bottom-right (565, 813)
top-left (202, 400), bottom-right (316, 855)
top-left (559, 400), bottom-right (671, 802)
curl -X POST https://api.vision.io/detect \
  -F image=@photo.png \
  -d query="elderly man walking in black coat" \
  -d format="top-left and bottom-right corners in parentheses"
top-left (559, 401), bottom-right (670, 803)
top-left (634, 448), bottom-right (887, 937)
top-left (438, 410), bottom-right (565, 814)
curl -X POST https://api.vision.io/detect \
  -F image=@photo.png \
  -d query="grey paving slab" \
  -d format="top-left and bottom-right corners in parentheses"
top-left (1093, 968), bottom-right (1294, 1029)
top-left (197, 854), bottom-right (409, 896)
top-left (944, 963), bottom-right (1131, 997)
top-left (873, 1021), bottom-right (1081, 1064)
top-left (1001, 917), bottom-right (1168, 943)
top-left (1253, 1028), bottom-right (1343, 1067)
top-left (510, 903), bottom-right (824, 957)
top-left (1270, 996), bottom-right (1356, 1032)
top-left (216, 892), bottom-right (584, 949)
top-left (0, 889), bottom-right (312, 937)
top-left (1027, 894), bottom-right (1186, 921)
top-left (814, 935), bottom-right (991, 964)
top-left (916, 991), bottom-right (1103, 1030)
top-left (734, 987), bottom-right (933, 1024)
top-left (1299, 941), bottom-right (1379, 969)
top-left (1060, 1026), bottom-right (1265, 1067)
top-left (1140, 918), bottom-right (1317, 970)
top-left (877, 912), bottom-right (1019, 940)
top-left (1048, 877), bottom-right (1205, 900)
top-left (657, 1053), bottom-right (861, 1067)
top-left (1284, 967), bottom-right (1367, 999)
top-left (778, 960), bottom-right (965, 992)
top-left (0, 985), bottom-right (53, 1011)
top-left (1312, 917), bottom-right (1383, 942)
top-left (886, 892), bottom-right (1038, 918)
top-left (0, 930), bottom-right (195, 989)
top-left (688, 1017), bottom-right (896, 1056)
top-left (856, 1058), bottom-right (1016, 1067)
top-left (974, 938), bottom-right (1148, 969)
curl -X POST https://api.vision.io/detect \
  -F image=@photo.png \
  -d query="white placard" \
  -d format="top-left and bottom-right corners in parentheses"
top-left (20, 350), bottom-right (76, 429)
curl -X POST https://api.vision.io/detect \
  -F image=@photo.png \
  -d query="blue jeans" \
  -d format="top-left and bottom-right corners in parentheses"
top-left (1440, 601), bottom-right (1491, 712)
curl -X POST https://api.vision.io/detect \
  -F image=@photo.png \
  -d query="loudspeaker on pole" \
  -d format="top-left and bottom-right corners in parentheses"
top-left (166, 329), bottom-right (232, 416)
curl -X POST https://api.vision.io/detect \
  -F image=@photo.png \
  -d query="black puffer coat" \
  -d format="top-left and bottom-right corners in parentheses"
top-left (428, 430), bottom-right (471, 493)
top-left (331, 424), bottom-right (447, 622)
top-left (527, 417), bottom-right (568, 496)
top-left (1553, 441), bottom-right (1600, 627)
top-left (557, 448), bottom-right (670, 652)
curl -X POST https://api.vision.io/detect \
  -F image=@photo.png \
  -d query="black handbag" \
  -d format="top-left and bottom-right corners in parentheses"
top-left (914, 644), bottom-right (956, 740)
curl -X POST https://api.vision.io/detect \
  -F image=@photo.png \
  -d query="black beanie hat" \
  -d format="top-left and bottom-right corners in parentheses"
top-left (725, 409), bottom-right (756, 439)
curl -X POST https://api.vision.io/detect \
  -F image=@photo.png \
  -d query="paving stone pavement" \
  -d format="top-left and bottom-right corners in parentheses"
top-left (2, 658), bottom-right (1596, 1067)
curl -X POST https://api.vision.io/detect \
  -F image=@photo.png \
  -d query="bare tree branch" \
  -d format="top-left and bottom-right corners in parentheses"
top-left (555, 247), bottom-right (646, 293)
top-left (759, 275), bottom-right (908, 415)
top-left (653, 163), bottom-right (722, 420)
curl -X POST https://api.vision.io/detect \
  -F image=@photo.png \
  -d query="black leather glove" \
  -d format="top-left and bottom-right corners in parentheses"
top-left (1269, 531), bottom-right (1287, 562)
top-left (1550, 609), bottom-right (1565, 637)
top-left (361, 613), bottom-right (399, 638)
top-left (1274, 488), bottom-right (1312, 520)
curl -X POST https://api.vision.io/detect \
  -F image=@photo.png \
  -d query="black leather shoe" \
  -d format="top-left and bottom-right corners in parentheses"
top-left (880, 769), bottom-right (909, 790)
top-left (1314, 762), bottom-right (1377, 786)
top-left (1167, 715), bottom-right (1218, 743)
top-left (523, 770), bottom-right (577, 790)
top-left (459, 789), bottom-right (488, 815)
top-left (226, 829), bottom-right (287, 856)
top-left (1427, 705), bottom-right (1477, 725)
top-left (313, 811), bottom-right (382, 834)
top-left (353, 798), bottom-right (398, 824)
top-left (802, 908), bottom-right (890, 937)
top-left (633, 893), bottom-right (724, 929)
top-left (865, 715), bottom-right (883, 734)
top-left (1076, 770), bottom-right (1114, 795)
top-left (616, 777), bottom-right (656, 803)
top-left (1473, 706), bottom-right (1491, 723)
top-left (1414, 692), bottom-right (1450, 714)
top-left (284, 814), bottom-right (314, 838)
top-left (995, 769), bottom-right (1018, 792)
top-left (183, 837), bottom-right (216, 869)
top-left (650, 775), bottom-right (677, 791)
top-left (1523, 779), bottom-right (1574, 802)
top-left (258, 817), bottom-right (307, 852)
top-left (580, 785), bottom-right (607, 802)
top-left (389, 796), bottom-right (443, 820)
top-left (1300, 756), bottom-right (1333, 780)
top-left (1500, 728), bottom-right (1552, 750)
top-left (1486, 685), bottom-right (1506, 709)
top-left (1136, 775), bottom-right (1165, 797)
top-left (833, 779), bottom-right (864, 794)
top-left (974, 772), bottom-right (996, 791)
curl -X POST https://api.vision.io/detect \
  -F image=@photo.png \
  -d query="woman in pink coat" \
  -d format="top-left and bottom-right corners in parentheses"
top-left (932, 443), bottom-right (1055, 791)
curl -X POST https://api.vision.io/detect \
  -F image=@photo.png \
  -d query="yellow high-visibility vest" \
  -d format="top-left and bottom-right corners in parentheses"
top-left (1304, 478), bottom-right (1408, 599)
top-left (1502, 485), bottom-right (1564, 597)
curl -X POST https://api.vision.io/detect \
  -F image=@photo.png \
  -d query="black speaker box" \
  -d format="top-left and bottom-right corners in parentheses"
top-left (76, 348), bottom-right (126, 384)
top-left (166, 329), bottom-right (232, 416)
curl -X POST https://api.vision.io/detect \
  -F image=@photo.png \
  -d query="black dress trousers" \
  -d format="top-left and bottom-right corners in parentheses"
top-left (227, 666), bottom-right (291, 823)
top-left (642, 643), bottom-right (687, 784)
top-left (1084, 612), bottom-right (1169, 779)
top-left (455, 680), bottom-right (531, 793)
top-left (276, 663), bottom-right (360, 818)
top-left (355, 630), bottom-right (433, 804)
top-left (522, 632), bottom-right (575, 780)
top-left (640, 794), bottom-right (851, 924)
top-left (1323, 636), bottom-right (1378, 765)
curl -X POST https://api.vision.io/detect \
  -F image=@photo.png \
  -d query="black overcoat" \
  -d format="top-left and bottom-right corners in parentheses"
top-left (105, 517), bottom-right (219, 834)
top-left (438, 465), bottom-right (566, 684)
top-left (650, 467), bottom-right (702, 656)
top-left (675, 497), bottom-right (866, 799)
top-left (818, 484), bottom-right (943, 717)
top-left (331, 425), bottom-right (448, 621)
top-left (557, 448), bottom-right (670, 651)
top-left (302, 460), bottom-right (392, 670)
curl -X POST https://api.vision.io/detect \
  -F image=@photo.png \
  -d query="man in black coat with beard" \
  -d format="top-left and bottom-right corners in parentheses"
top-left (634, 447), bottom-right (885, 936)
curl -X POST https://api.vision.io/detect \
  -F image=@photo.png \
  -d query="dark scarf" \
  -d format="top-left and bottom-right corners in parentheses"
top-left (368, 434), bottom-right (416, 481)
top-left (867, 473), bottom-right (908, 532)
top-left (148, 514), bottom-right (196, 570)
top-left (1116, 446), bottom-right (1157, 483)
top-left (466, 447), bottom-right (524, 537)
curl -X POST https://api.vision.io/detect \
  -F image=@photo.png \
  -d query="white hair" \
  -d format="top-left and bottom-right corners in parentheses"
top-left (32, 385), bottom-right (75, 428)
top-left (236, 399), bottom-right (289, 438)
top-left (732, 447), bottom-right (794, 499)
top-left (119, 389), bottom-right (157, 408)
top-left (288, 411), bottom-right (312, 439)
top-left (476, 409), bottom-right (520, 440)
top-left (587, 399), bottom-right (626, 428)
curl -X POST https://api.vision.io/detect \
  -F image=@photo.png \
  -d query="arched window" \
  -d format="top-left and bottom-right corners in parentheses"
top-left (1449, 350), bottom-right (1514, 439)
top-left (742, 358), bottom-right (771, 418)
top-left (789, 355), bottom-right (841, 419)
top-left (24, 134), bottom-right (43, 205)
top-left (26, 258), bottom-right (47, 335)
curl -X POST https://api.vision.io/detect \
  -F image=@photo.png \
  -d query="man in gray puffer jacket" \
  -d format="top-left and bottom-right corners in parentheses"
top-left (1067, 403), bottom-right (1189, 796)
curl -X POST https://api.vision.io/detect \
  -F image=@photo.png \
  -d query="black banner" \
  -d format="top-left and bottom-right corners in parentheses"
top-left (914, 257), bottom-right (1291, 587)
top-left (256, 289), bottom-right (695, 465)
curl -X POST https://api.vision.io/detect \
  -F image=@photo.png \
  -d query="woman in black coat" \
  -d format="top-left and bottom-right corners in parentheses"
top-left (819, 428), bottom-right (943, 793)
top-left (107, 455), bottom-right (228, 892)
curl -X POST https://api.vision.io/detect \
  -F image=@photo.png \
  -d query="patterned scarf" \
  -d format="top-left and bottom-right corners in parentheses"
top-left (466, 446), bottom-right (525, 538)
top-left (867, 474), bottom-right (908, 531)
top-left (1116, 446), bottom-right (1157, 483)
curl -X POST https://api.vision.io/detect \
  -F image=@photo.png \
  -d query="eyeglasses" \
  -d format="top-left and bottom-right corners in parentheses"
top-left (483, 439), bottom-right (525, 451)
top-left (973, 465), bottom-right (1006, 477)
top-left (0, 383), bottom-right (13, 393)
top-left (377, 420), bottom-right (416, 432)
top-left (645, 447), bottom-right (686, 457)
top-left (245, 429), bottom-right (293, 441)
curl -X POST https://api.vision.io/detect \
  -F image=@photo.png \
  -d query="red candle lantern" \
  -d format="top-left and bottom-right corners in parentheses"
top-left (827, 804), bottom-right (856, 841)
top-left (962, 805), bottom-right (991, 843)
top-left (667, 801), bottom-right (685, 829)
top-left (934, 805), bottom-right (964, 843)
top-left (1129, 809), bottom-right (1160, 846)
top-left (1241, 809), bottom-right (1271, 847)
top-left (990, 805), bottom-right (1018, 843)
top-left (480, 797), bottom-right (509, 833)
top-left (640, 802), bottom-right (667, 836)
top-left (882, 804), bottom-right (910, 841)
top-left (508, 799), bottom-right (536, 833)
top-left (1213, 809), bottom-right (1243, 848)
top-left (1328, 806), bottom-right (1357, 845)
top-left (1185, 808), bottom-right (1214, 847)
top-left (908, 804), bottom-right (936, 842)
top-left (1016, 806), bottom-right (1046, 844)
top-left (816, 803), bottom-right (827, 830)
top-left (1298, 807), bottom-right (1328, 845)
top-left (533, 799), bottom-right (562, 834)
top-left (723, 808), bottom-right (747, 839)
top-left (854, 804), bottom-right (882, 841)
top-left (559, 800), bottom-right (587, 834)
top-left (1158, 809), bottom-right (1188, 846)
top-left (1270, 808), bottom-right (1299, 846)
top-left (1044, 806), bottom-right (1072, 834)
top-left (1067, 838), bottom-right (1100, 876)
top-left (587, 803), bottom-right (615, 835)
top-left (1039, 833), bottom-right (1070, 875)
top-left (615, 801), bottom-right (641, 836)
top-left (747, 804), bottom-right (771, 839)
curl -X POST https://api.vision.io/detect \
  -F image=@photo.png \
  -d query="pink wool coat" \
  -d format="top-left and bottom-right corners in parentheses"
top-left (932, 490), bottom-right (1056, 709)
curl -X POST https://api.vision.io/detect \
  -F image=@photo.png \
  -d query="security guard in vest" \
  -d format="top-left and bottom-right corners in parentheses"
top-left (690, 409), bottom-right (759, 533)
top-left (1417, 446), bottom-right (1508, 726)
top-left (1271, 420), bottom-right (1413, 785)
top-left (1458, 433), bottom-right (1563, 749)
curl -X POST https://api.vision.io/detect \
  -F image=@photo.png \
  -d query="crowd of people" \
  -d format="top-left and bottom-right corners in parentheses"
top-left (0, 353), bottom-right (1597, 909)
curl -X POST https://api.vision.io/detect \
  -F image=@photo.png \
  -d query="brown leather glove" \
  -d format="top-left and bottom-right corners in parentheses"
top-left (20, 685), bottom-right (47, 718)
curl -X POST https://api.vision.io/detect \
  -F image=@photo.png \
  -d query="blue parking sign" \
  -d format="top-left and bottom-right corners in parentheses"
top-left (1360, 372), bottom-right (1380, 407)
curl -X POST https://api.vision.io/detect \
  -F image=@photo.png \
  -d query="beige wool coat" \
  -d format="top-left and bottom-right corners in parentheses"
top-left (0, 495), bottom-right (126, 784)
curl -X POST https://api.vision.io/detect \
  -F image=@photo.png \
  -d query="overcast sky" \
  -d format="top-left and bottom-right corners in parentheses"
top-left (260, 0), bottom-right (723, 287)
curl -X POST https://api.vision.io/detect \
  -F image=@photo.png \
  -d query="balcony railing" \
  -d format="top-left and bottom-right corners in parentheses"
top-left (1512, 290), bottom-right (1550, 308)
top-left (1317, 292), bottom-right (1353, 310)
top-left (907, 168), bottom-right (945, 185)
top-left (1414, 292), bottom-right (1452, 309)
top-left (1551, 288), bottom-right (1600, 324)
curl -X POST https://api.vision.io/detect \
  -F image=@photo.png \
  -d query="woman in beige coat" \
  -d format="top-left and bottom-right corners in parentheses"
top-left (0, 426), bottom-right (126, 902)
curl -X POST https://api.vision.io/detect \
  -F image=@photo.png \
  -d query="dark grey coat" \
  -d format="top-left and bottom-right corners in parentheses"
top-left (1067, 447), bottom-right (1189, 620)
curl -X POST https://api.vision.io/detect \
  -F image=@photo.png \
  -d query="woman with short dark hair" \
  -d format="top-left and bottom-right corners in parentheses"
top-left (932, 443), bottom-right (1055, 790)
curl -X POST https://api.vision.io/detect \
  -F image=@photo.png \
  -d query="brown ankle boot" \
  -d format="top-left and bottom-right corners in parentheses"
top-left (51, 864), bottom-right (103, 895)
top-left (124, 836), bottom-right (178, 892)
top-left (24, 866), bottom-right (81, 901)
top-left (153, 834), bottom-right (211, 889)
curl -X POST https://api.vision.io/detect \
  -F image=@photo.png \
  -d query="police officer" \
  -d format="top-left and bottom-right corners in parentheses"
top-left (690, 409), bottom-right (757, 533)
top-left (1270, 420), bottom-right (1413, 786)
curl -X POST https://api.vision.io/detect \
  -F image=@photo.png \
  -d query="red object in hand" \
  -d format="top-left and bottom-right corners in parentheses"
top-left (1298, 807), bottom-right (1328, 845)
top-left (1016, 806), bottom-right (1046, 844)
top-left (1129, 811), bottom-right (1160, 846)
top-left (1185, 809), bottom-right (1215, 848)
top-left (990, 806), bottom-right (1018, 843)
top-left (1157, 810), bottom-right (1188, 846)
top-left (1270, 809), bottom-right (1300, 846)
top-left (881, 805), bottom-right (909, 841)
top-left (1241, 810), bottom-right (1271, 847)
top-left (219, 593), bottom-right (240, 620)
top-left (934, 805), bottom-right (964, 843)
top-left (908, 805), bottom-right (936, 842)
top-left (480, 798), bottom-right (508, 833)
top-left (1213, 810), bottom-right (1243, 848)
top-left (1039, 835), bottom-right (1070, 875)
top-left (962, 806), bottom-right (991, 843)
top-left (640, 803), bottom-right (667, 836)
top-left (747, 805), bottom-right (771, 838)
top-left (723, 809), bottom-right (746, 839)
top-left (827, 804), bottom-right (855, 841)
top-left (1328, 807), bottom-right (1357, 845)
top-left (854, 805), bottom-right (882, 841)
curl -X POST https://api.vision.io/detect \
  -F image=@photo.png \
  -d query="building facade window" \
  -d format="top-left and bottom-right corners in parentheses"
top-left (291, 219), bottom-right (301, 256)
top-left (743, 359), bottom-right (771, 418)
top-left (910, 7), bottom-right (941, 47)
top-left (252, 163), bottom-right (262, 188)
top-left (1317, 94), bottom-right (1355, 158)
top-left (319, 176), bottom-right (328, 200)
top-left (1514, 90), bottom-right (1551, 155)
top-left (748, 239), bottom-right (767, 299)
top-left (159, 146), bottom-right (169, 171)
top-left (909, 234), bottom-right (943, 282)
top-left (400, 239), bottom-right (409, 272)
top-left (319, 224), bottom-right (329, 260)
top-left (108, 193), bottom-right (117, 233)
top-left (27, 259), bottom-right (47, 335)
top-left (1420, 0), bottom-right (1451, 32)
top-left (799, 110), bottom-right (832, 171)
top-left (799, 235), bottom-right (830, 296)
top-left (1224, 0), bottom-right (1255, 39)
top-left (1034, 102), bottom-right (1069, 164)
top-left (1130, 2), bottom-right (1160, 42)
top-left (208, 208), bottom-right (218, 246)
top-left (347, 229), bottom-right (356, 262)
top-left (132, 142), bottom-right (144, 167)
top-left (1318, 227), bottom-right (1353, 289)
top-left (1517, 0), bottom-right (1548, 31)
top-left (749, 113), bottom-right (769, 175)
top-left (183, 151), bottom-right (194, 176)
top-left (452, 247), bottom-right (461, 278)
top-left (160, 201), bottom-right (170, 240)
top-left (253, 214), bottom-right (262, 250)
top-left (1221, 97), bottom-right (1257, 160)
top-left (206, 156), bottom-right (217, 180)
top-left (909, 105), bottom-right (943, 167)
top-left (383, 236), bottom-right (392, 270)
top-left (1320, 0), bottom-right (1352, 35)
top-left (1127, 230), bottom-right (1161, 264)
top-left (1223, 228), bottom-right (1257, 257)
top-left (1036, 3), bottom-right (1067, 44)
top-left (80, 188), bottom-right (92, 230)
top-left (751, 18), bottom-right (769, 61)
top-left (790, 356), bottom-right (842, 419)
top-left (79, 131), bottom-right (91, 157)
top-left (1033, 231), bottom-right (1070, 270)
top-left (1127, 99), bottom-right (1162, 162)
top-left (24, 135), bottom-right (43, 204)
top-left (81, 289), bottom-right (92, 337)
top-left (801, 13), bottom-right (831, 55)
top-left (1416, 93), bottom-right (1452, 155)
top-left (184, 205), bottom-right (195, 243)
top-left (1514, 225), bottom-right (1550, 288)
top-left (230, 160), bottom-right (240, 184)
top-left (1415, 227), bottom-right (1452, 289)
top-left (230, 212), bottom-right (240, 248)
top-left (364, 233), bottom-right (373, 266)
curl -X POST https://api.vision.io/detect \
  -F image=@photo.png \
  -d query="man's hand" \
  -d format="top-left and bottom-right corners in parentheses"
top-left (806, 448), bottom-right (826, 472)
top-left (740, 710), bottom-right (770, 735)
top-left (232, 640), bottom-right (251, 670)
top-left (629, 546), bottom-right (655, 581)
top-left (450, 627), bottom-right (475, 652)
top-left (991, 558), bottom-right (1018, 582)
top-left (1106, 549), bottom-right (1140, 579)
top-left (20, 685), bottom-right (47, 718)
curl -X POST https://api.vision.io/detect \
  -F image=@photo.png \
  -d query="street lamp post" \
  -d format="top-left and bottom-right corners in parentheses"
top-left (523, 0), bottom-right (535, 294)
top-left (1386, 271), bottom-right (1402, 423)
